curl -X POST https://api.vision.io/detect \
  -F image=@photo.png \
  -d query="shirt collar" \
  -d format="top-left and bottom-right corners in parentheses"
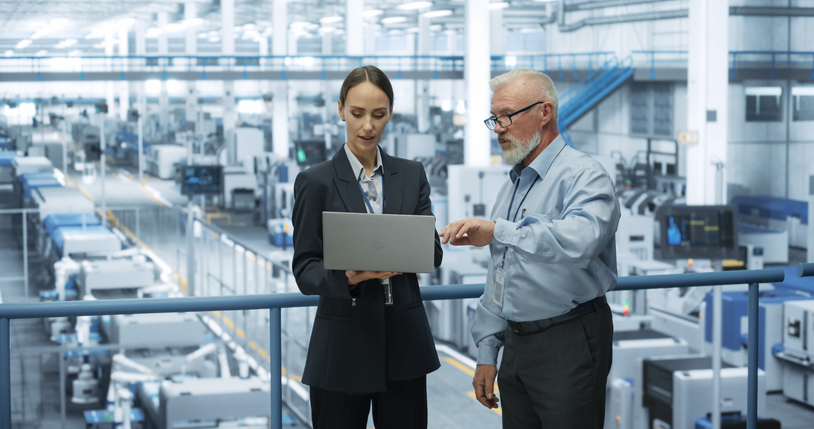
top-left (509, 134), bottom-right (566, 183)
top-left (344, 143), bottom-right (384, 180)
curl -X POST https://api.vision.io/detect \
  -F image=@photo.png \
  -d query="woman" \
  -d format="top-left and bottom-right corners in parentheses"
top-left (291, 65), bottom-right (443, 429)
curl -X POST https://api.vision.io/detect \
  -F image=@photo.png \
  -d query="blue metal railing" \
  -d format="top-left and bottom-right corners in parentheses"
top-left (799, 262), bottom-right (814, 277)
top-left (0, 268), bottom-right (795, 429)
top-left (0, 52), bottom-right (615, 81)
top-left (557, 55), bottom-right (634, 146)
top-left (633, 50), bottom-right (814, 80)
top-left (730, 51), bottom-right (814, 80)
top-left (490, 52), bottom-right (615, 79)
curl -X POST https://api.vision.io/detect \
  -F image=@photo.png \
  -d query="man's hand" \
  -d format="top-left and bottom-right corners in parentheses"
top-left (473, 364), bottom-right (499, 409)
top-left (439, 218), bottom-right (495, 247)
top-left (345, 270), bottom-right (401, 286)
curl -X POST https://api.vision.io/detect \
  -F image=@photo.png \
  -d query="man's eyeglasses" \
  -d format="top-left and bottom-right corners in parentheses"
top-left (484, 101), bottom-right (544, 131)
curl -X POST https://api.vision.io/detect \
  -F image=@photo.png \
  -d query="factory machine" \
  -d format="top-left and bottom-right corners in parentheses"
top-left (137, 377), bottom-right (271, 429)
top-left (703, 290), bottom-right (813, 393)
top-left (604, 329), bottom-right (690, 429)
top-left (778, 299), bottom-right (814, 407)
top-left (0, 151), bottom-right (18, 184)
top-left (146, 145), bottom-right (188, 180)
top-left (640, 356), bottom-right (769, 429)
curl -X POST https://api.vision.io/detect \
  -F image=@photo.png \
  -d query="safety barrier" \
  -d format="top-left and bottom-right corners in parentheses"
top-left (633, 50), bottom-right (814, 80)
top-left (0, 52), bottom-right (614, 82)
top-left (0, 267), bottom-right (794, 429)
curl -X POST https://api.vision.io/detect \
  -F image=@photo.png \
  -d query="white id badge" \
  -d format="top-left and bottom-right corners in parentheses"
top-left (493, 267), bottom-right (506, 307)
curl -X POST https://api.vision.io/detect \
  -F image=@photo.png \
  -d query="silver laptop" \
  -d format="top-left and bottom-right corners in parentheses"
top-left (322, 211), bottom-right (436, 273)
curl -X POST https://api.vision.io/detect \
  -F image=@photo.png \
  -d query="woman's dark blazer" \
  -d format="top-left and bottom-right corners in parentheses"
top-left (291, 144), bottom-right (443, 395)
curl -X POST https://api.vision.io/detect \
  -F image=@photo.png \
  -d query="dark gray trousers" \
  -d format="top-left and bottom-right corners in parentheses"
top-left (310, 375), bottom-right (427, 429)
top-left (498, 303), bottom-right (613, 429)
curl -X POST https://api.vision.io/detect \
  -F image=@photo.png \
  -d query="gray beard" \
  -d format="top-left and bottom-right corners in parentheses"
top-left (501, 130), bottom-right (542, 165)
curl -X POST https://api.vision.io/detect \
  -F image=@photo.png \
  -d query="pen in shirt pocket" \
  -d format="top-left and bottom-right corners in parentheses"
top-left (521, 208), bottom-right (526, 219)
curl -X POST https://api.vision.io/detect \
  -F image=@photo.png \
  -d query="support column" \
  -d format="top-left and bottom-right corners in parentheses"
top-left (490, 8), bottom-right (506, 57)
top-left (416, 15), bottom-right (430, 132)
top-left (464, 0), bottom-right (490, 166)
top-left (185, 1), bottom-right (199, 124)
top-left (686, 0), bottom-right (728, 205)
top-left (272, 0), bottom-right (290, 159)
top-left (222, 0), bottom-right (236, 136)
top-left (105, 31), bottom-right (115, 116)
top-left (136, 20), bottom-right (147, 183)
top-left (118, 25), bottom-right (130, 121)
top-left (364, 22), bottom-right (378, 55)
top-left (346, 0), bottom-right (364, 56)
top-left (446, 29), bottom-right (457, 53)
top-left (158, 11), bottom-right (170, 134)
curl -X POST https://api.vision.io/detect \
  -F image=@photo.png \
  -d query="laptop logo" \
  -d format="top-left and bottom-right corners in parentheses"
top-left (372, 239), bottom-right (385, 249)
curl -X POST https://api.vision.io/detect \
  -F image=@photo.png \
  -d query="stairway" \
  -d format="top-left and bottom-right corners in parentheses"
top-left (557, 55), bottom-right (634, 147)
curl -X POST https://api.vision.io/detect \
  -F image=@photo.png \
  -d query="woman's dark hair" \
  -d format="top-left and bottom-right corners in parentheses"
top-left (339, 65), bottom-right (394, 108)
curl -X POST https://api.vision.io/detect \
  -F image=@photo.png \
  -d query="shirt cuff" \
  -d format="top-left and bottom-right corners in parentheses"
top-left (476, 345), bottom-right (501, 366)
top-left (492, 218), bottom-right (514, 246)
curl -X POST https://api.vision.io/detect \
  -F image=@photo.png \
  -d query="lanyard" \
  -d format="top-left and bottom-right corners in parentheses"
top-left (500, 175), bottom-right (539, 267)
top-left (357, 175), bottom-right (385, 214)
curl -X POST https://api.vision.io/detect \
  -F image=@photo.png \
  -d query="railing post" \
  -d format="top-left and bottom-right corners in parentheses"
top-left (270, 307), bottom-right (282, 429)
top-left (731, 53), bottom-right (737, 79)
top-left (23, 211), bottom-right (28, 298)
top-left (1, 317), bottom-right (10, 429)
top-left (650, 52), bottom-right (655, 80)
top-left (747, 281), bottom-right (759, 429)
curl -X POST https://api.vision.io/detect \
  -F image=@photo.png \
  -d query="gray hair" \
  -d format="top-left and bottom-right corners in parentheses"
top-left (489, 69), bottom-right (558, 121)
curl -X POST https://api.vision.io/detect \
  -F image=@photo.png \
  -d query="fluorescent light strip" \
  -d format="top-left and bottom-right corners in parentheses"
top-left (398, 1), bottom-right (433, 10)
top-left (381, 16), bottom-right (407, 24)
top-left (423, 9), bottom-right (453, 18)
top-left (362, 9), bottom-right (383, 17)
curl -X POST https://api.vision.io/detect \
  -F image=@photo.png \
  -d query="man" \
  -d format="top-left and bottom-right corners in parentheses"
top-left (439, 69), bottom-right (620, 429)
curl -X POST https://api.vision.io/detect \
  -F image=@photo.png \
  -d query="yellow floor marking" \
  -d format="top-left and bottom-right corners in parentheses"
top-left (76, 184), bottom-right (96, 201)
top-left (222, 316), bottom-right (235, 330)
top-left (442, 357), bottom-right (474, 377)
top-left (441, 357), bottom-right (500, 392)
top-left (236, 328), bottom-right (246, 339)
top-left (466, 391), bottom-right (502, 416)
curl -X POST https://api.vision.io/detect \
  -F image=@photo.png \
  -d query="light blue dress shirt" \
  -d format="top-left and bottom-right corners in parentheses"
top-left (471, 135), bottom-right (621, 366)
top-left (344, 143), bottom-right (384, 215)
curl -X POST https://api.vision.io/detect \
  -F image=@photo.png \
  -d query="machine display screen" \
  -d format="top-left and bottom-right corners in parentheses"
top-left (295, 140), bottom-right (327, 167)
top-left (660, 205), bottom-right (738, 260)
top-left (181, 165), bottom-right (223, 196)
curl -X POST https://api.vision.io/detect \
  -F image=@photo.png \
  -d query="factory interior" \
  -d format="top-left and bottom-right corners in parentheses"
top-left (1, 0), bottom-right (814, 428)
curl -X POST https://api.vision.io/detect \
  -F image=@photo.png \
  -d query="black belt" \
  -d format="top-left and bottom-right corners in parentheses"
top-left (507, 296), bottom-right (607, 336)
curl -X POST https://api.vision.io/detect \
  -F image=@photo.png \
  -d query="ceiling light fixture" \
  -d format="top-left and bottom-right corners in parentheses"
top-left (422, 9), bottom-right (453, 18)
top-left (380, 16), bottom-right (407, 24)
top-left (183, 18), bottom-right (205, 27)
top-left (318, 26), bottom-right (335, 34)
top-left (31, 18), bottom-right (69, 40)
top-left (4, 50), bottom-right (13, 57)
top-left (488, 2), bottom-right (510, 9)
top-left (290, 21), bottom-right (311, 29)
top-left (398, 2), bottom-right (433, 10)
top-left (15, 40), bottom-right (32, 49)
top-left (118, 18), bottom-right (135, 27)
top-left (208, 36), bottom-right (220, 42)
top-left (362, 9), bottom-right (383, 17)
top-left (35, 50), bottom-right (48, 56)
top-left (320, 16), bottom-right (343, 24)
top-left (55, 39), bottom-right (77, 49)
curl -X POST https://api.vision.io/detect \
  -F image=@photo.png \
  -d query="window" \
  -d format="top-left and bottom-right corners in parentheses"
top-left (745, 87), bottom-right (782, 122)
top-left (792, 87), bottom-right (814, 121)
